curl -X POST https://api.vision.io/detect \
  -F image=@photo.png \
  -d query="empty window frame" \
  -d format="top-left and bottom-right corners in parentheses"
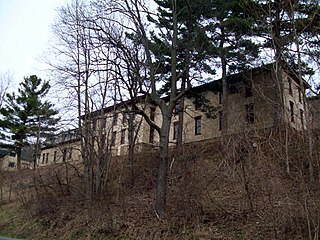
top-left (53, 151), bottom-right (57, 162)
top-left (173, 122), bottom-right (179, 140)
top-left (46, 153), bottom-right (49, 164)
top-left (63, 149), bottom-right (67, 161)
top-left (288, 78), bottom-right (293, 95)
top-left (195, 116), bottom-right (202, 135)
top-left (289, 101), bottom-right (295, 122)
top-left (69, 147), bottom-right (73, 159)
top-left (219, 111), bottom-right (223, 131)
top-left (112, 113), bottom-right (118, 126)
top-left (111, 131), bottom-right (117, 146)
top-left (121, 129), bottom-right (126, 144)
top-left (122, 112), bottom-right (128, 124)
top-left (174, 101), bottom-right (183, 115)
top-left (150, 107), bottom-right (155, 121)
top-left (245, 103), bottom-right (255, 124)
top-left (8, 162), bottom-right (15, 168)
top-left (300, 109), bottom-right (304, 128)
top-left (298, 87), bottom-right (302, 103)
top-left (149, 127), bottom-right (155, 143)
top-left (42, 153), bottom-right (45, 164)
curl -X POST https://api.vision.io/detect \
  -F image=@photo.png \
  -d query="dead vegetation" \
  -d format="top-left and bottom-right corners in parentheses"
top-left (1, 128), bottom-right (320, 239)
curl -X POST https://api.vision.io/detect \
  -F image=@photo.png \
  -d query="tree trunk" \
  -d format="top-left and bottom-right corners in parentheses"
top-left (128, 112), bottom-right (135, 186)
top-left (155, 113), bottom-right (171, 218)
top-left (16, 148), bottom-right (21, 171)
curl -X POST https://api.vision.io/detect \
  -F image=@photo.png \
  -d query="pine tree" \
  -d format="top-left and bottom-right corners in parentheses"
top-left (0, 75), bottom-right (60, 170)
top-left (148, 0), bottom-right (214, 147)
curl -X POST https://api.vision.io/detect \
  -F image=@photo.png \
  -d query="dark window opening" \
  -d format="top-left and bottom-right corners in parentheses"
top-left (112, 113), bottom-right (118, 126)
top-left (8, 162), bottom-right (15, 168)
top-left (219, 111), bottom-right (223, 131)
top-left (298, 87), bottom-right (302, 103)
top-left (149, 127), bottom-right (155, 143)
top-left (174, 101), bottom-right (183, 115)
top-left (173, 122), bottom-right (179, 140)
top-left (150, 107), bottom-right (155, 121)
top-left (290, 101), bottom-right (294, 122)
top-left (53, 151), bottom-right (57, 162)
top-left (9, 152), bottom-right (16, 157)
top-left (245, 103), bottom-right (255, 124)
top-left (69, 147), bottom-right (73, 159)
top-left (121, 129), bottom-right (126, 144)
top-left (42, 153), bottom-right (45, 164)
top-left (46, 153), bottom-right (49, 164)
top-left (122, 112), bottom-right (128, 124)
top-left (300, 109), bottom-right (304, 128)
top-left (63, 149), bottom-right (67, 161)
top-left (288, 78), bottom-right (293, 95)
top-left (111, 131), bottom-right (117, 146)
top-left (195, 116), bottom-right (202, 135)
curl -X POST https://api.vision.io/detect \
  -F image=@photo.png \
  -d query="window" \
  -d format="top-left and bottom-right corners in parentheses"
top-left (289, 101), bottom-right (294, 122)
top-left (288, 78), bottom-right (293, 95)
top-left (69, 147), bottom-right (73, 159)
top-left (150, 107), bottom-right (155, 121)
top-left (298, 87), bottom-right (302, 103)
top-left (219, 111), bottom-right (223, 131)
top-left (53, 151), bottom-right (57, 162)
top-left (174, 101), bottom-right (182, 115)
top-left (46, 153), bottom-right (49, 164)
top-left (9, 152), bottom-right (16, 157)
top-left (42, 153), bottom-right (45, 164)
top-left (8, 162), bottom-right (15, 168)
top-left (111, 131), bottom-right (117, 146)
top-left (219, 91), bottom-right (223, 104)
top-left (122, 112), bottom-right (128, 124)
top-left (244, 80), bottom-right (253, 98)
top-left (63, 149), bottom-right (67, 161)
top-left (300, 109), bottom-right (304, 128)
top-left (195, 116), bottom-right (202, 135)
top-left (121, 129), bottom-right (126, 144)
top-left (149, 127), bottom-right (155, 143)
top-left (245, 103), bottom-right (255, 124)
top-left (112, 113), bottom-right (118, 126)
top-left (173, 122), bottom-right (179, 140)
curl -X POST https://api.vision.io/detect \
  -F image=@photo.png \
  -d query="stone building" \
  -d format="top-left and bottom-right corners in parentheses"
top-left (38, 64), bottom-right (310, 165)
top-left (37, 129), bottom-right (81, 167)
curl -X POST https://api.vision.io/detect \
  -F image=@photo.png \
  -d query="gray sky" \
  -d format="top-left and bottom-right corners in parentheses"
top-left (0, 0), bottom-right (65, 87)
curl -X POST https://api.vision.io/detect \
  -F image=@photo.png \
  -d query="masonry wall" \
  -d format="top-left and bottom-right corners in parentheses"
top-left (38, 141), bottom-right (81, 167)
top-left (38, 68), bottom-right (309, 163)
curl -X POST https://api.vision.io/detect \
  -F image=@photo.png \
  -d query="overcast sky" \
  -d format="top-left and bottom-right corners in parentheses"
top-left (0, 0), bottom-right (66, 88)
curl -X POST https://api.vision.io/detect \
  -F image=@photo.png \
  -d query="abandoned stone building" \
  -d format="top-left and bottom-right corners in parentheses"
top-left (36, 64), bottom-right (312, 167)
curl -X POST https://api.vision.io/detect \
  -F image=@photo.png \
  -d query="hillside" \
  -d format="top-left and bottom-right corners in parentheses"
top-left (0, 130), bottom-right (319, 239)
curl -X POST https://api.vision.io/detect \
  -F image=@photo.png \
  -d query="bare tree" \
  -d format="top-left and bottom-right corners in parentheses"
top-left (0, 72), bottom-right (11, 108)
top-left (49, 0), bottom-right (119, 199)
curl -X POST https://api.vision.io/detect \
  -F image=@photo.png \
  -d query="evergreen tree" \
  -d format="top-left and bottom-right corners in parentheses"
top-left (202, 0), bottom-right (259, 135)
top-left (249, 0), bottom-right (319, 75)
top-left (148, 0), bottom-right (214, 147)
top-left (0, 75), bottom-right (60, 170)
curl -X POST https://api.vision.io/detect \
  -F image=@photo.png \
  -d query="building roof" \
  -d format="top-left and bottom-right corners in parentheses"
top-left (83, 63), bottom-right (310, 117)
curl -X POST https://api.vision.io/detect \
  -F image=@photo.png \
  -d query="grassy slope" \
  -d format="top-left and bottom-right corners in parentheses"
top-left (0, 132), bottom-right (319, 239)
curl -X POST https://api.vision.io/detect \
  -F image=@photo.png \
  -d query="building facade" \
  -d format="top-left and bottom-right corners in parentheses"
top-left (38, 65), bottom-right (310, 166)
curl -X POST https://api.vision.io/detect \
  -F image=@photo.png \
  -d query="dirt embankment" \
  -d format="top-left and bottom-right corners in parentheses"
top-left (1, 132), bottom-right (320, 239)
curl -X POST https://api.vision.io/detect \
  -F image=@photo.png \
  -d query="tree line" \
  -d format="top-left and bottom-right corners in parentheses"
top-left (0, 0), bottom-right (319, 219)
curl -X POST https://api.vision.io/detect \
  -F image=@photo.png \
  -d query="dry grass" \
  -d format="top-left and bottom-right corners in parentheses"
top-left (1, 129), bottom-right (320, 239)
